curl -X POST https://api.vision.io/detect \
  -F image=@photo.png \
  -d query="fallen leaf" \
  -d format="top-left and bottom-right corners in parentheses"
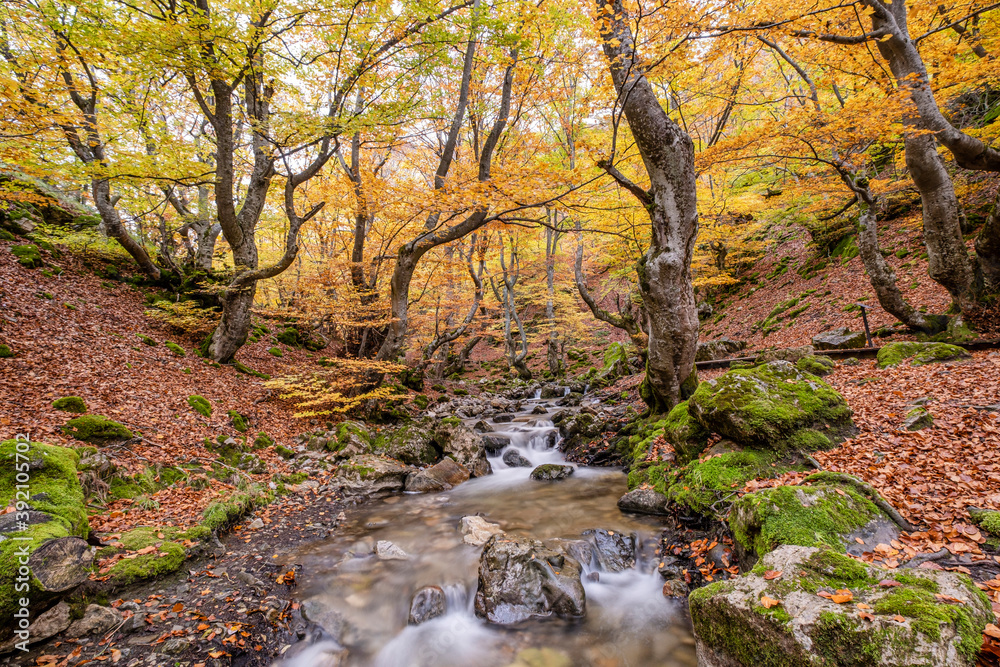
top-left (760, 595), bottom-right (782, 609)
top-left (831, 589), bottom-right (854, 604)
top-left (983, 623), bottom-right (1000, 639)
top-left (763, 570), bottom-right (783, 580)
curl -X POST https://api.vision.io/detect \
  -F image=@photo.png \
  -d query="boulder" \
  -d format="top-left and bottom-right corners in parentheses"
top-left (811, 327), bottom-right (867, 350)
top-left (903, 407), bottom-right (934, 431)
top-left (617, 488), bottom-right (669, 516)
top-left (502, 449), bottom-right (532, 468)
top-left (877, 341), bottom-right (970, 368)
top-left (756, 345), bottom-right (815, 364)
top-left (582, 529), bottom-right (634, 572)
top-left (529, 464), bottom-right (574, 481)
top-left (433, 423), bottom-right (492, 477)
top-left (689, 545), bottom-right (994, 667)
top-left (408, 586), bottom-right (446, 625)
top-left (493, 414), bottom-right (515, 423)
top-left (333, 454), bottom-right (413, 495)
top-left (326, 421), bottom-right (371, 460)
top-left (482, 434), bottom-right (511, 454)
top-left (794, 355), bottom-right (835, 377)
top-left (539, 385), bottom-right (565, 399)
top-left (0, 601), bottom-right (71, 654)
top-left (0, 441), bottom-right (90, 629)
top-left (65, 604), bottom-right (123, 638)
top-left (404, 457), bottom-right (470, 493)
top-left (206, 437), bottom-right (268, 474)
top-left (374, 424), bottom-right (440, 466)
top-left (696, 338), bottom-right (747, 362)
top-left (474, 535), bottom-right (586, 624)
top-left (374, 540), bottom-right (409, 560)
top-left (460, 515), bottom-right (504, 546)
top-left (472, 420), bottom-right (494, 433)
top-left (688, 361), bottom-right (854, 451)
top-left (728, 480), bottom-right (891, 564)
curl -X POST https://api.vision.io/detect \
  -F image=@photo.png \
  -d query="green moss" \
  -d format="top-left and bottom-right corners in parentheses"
top-left (0, 344), bottom-right (12, 358)
top-left (164, 341), bottom-right (185, 356)
top-left (689, 362), bottom-right (853, 450)
top-left (275, 444), bottom-right (295, 459)
top-left (0, 229), bottom-right (15, 241)
top-left (872, 586), bottom-right (984, 661)
top-left (136, 334), bottom-right (157, 346)
top-left (663, 402), bottom-right (709, 463)
top-left (441, 416), bottom-right (461, 427)
top-left (969, 508), bottom-right (1000, 536)
top-left (810, 611), bottom-right (889, 666)
top-left (228, 410), bottom-right (248, 432)
top-left (105, 541), bottom-right (186, 586)
top-left (806, 550), bottom-right (876, 590)
top-left (11, 243), bottom-right (42, 268)
top-left (201, 487), bottom-right (267, 531)
top-left (63, 415), bottom-right (133, 443)
top-left (232, 361), bottom-right (270, 379)
top-left (666, 450), bottom-right (794, 516)
top-left (730, 483), bottom-right (881, 558)
top-left (275, 327), bottom-right (300, 346)
top-left (53, 396), bottom-right (87, 413)
top-left (188, 395), bottom-right (211, 417)
top-left (413, 394), bottom-right (429, 409)
top-left (453, 388), bottom-right (469, 396)
top-left (253, 432), bottom-right (274, 449)
top-left (876, 342), bottom-right (969, 368)
top-left (795, 355), bottom-right (834, 377)
top-left (0, 440), bottom-right (89, 617)
top-left (268, 346), bottom-right (283, 357)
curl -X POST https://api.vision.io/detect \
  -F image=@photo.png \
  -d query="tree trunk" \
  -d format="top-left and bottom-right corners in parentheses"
top-left (209, 238), bottom-right (259, 362)
top-left (545, 222), bottom-right (562, 376)
top-left (597, 0), bottom-right (699, 413)
top-left (92, 178), bottom-right (162, 280)
top-left (904, 133), bottom-right (981, 310)
top-left (976, 192), bottom-right (1000, 292)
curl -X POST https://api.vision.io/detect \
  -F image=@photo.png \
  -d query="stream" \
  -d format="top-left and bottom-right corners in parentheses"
top-left (282, 397), bottom-right (698, 667)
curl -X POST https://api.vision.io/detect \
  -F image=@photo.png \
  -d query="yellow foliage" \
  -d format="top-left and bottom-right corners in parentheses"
top-left (266, 358), bottom-right (406, 417)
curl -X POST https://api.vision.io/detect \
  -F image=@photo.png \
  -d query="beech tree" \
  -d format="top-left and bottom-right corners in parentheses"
top-left (594, 0), bottom-right (700, 412)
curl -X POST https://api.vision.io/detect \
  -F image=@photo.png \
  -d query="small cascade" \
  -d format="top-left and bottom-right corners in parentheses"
top-left (281, 397), bottom-right (696, 667)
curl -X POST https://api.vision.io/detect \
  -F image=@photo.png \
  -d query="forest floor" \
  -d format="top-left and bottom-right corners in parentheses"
top-left (3, 208), bottom-right (1000, 664)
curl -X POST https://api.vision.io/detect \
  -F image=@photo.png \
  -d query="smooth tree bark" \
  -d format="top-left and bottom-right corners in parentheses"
top-left (596, 0), bottom-right (700, 413)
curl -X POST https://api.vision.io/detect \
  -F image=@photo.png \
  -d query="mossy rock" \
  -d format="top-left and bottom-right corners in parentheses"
top-left (371, 424), bottom-right (439, 466)
top-left (206, 437), bottom-right (268, 474)
top-left (665, 449), bottom-right (798, 516)
top-left (62, 415), bottom-right (133, 444)
top-left (876, 342), bottom-right (969, 368)
top-left (0, 229), bottom-right (15, 241)
top-left (52, 396), bottom-right (87, 413)
top-left (729, 482), bottom-right (885, 562)
top-left (232, 361), bottom-right (270, 380)
top-left (689, 545), bottom-right (993, 667)
top-left (228, 410), bottom-right (249, 433)
top-left (795, 355), bottom-right (835, 377)
top-left (275, 444), bottom-right (295, 459)
top-left (268, 346), bottom-right (283, 357)
top-left (201, 487), bottom-right (268, 531)
top-left (968, 508), bottom-right (1000, 537)
top-left (164, 341), bottom-right (186, 356)
top-left (0, 440), bottom-right (89, 619)
top-left (0, 344), bottom-right (12, 358)
top-left (412, 394), bottom-right (429, 410)
top-left (253, 432), bottom-right (274, 449)
top-left (662, 401), bottom-right (709, 464)
top-left (688, 361), bottom-right (853, 451)
top-left (100, 525), bottom-right (212, 586)
top-left (188, 395), bottom-right (211, 418)
top-left (11, 244), bottom-right (42, 268)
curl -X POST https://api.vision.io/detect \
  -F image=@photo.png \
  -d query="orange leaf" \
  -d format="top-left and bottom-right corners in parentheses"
top-left (831, 589), bottom-right (854, 604)
top-left (858, 611), bottom-right (875, 621)
top-left (760, 595), bottom-right (782, 609)
top-left (172, 602), bottom-right (184, 612)
top-left (763, 570), bottom-right (783, 580)
top-left (856, 602), bottom-right (871, 610)
top-left (984, 624), bottom-right (1000, 639)
top-left (893, 615), bottom-right (906, 623)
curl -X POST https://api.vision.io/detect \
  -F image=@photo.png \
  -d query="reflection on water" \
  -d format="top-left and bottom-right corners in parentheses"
top-left (286, 403), bottom-right (699, 667)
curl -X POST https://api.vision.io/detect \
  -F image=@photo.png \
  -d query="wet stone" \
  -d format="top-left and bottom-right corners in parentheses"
top-left (408, 586), bottom-right (446, 625)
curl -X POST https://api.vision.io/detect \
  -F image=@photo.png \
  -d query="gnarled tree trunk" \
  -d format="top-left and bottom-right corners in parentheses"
top-left (596, 0), bottom-right (699, 413)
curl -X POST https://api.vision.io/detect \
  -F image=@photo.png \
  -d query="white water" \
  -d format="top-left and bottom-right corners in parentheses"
top-left (282, 399), bottom-right (698, 667)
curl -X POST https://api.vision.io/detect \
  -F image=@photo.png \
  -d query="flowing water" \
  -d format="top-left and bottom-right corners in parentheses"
top-left (283, 398), bottom-right (699, 667)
